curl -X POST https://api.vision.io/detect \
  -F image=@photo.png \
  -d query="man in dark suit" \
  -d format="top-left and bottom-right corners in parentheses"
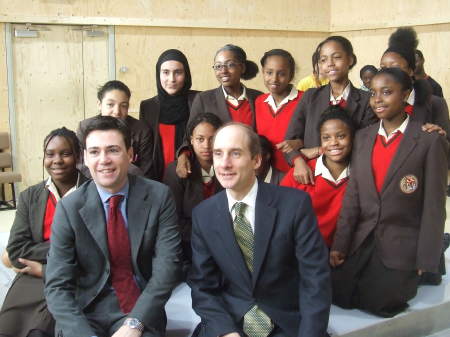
top-left (45, 116), bottom-right (182, 337)
top-left (188, 123), bottom-right (331, 337)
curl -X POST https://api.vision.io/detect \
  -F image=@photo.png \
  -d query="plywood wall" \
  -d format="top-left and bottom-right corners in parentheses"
top-left (335, 24), bottom-right (450, 106)
top-left (115, 26), bottom-right (328, 117)
top-left (0, 0), bottom-right (329, 32)
top-left (330, 0), bottom-right (450, 31)
top-left (11, 24), bottom-right (109, 188)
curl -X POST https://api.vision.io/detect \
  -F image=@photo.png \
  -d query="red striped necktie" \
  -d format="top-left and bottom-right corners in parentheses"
top-left (107, 195), bottom-right (141, 313)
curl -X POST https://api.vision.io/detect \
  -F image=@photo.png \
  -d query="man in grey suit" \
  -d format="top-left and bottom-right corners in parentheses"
top-left (189, 123), bottom-right (331, 337)
top-left (45, 116), bottom-right (182, 337)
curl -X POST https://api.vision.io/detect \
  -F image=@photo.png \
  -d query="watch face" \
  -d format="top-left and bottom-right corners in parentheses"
top-left (124, 318), bottom-right (143, 331)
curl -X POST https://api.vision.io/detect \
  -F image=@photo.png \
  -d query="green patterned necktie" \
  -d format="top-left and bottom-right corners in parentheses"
top-left (232, 202), bottom-right (273, 337)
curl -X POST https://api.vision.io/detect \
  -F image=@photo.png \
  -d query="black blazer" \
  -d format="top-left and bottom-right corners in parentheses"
top-left (139, 90), bottom-right (199, 181)
top-left (285, 83), bottom-right (377, 162)
top-left (188, 182), bottom-right (331, 337)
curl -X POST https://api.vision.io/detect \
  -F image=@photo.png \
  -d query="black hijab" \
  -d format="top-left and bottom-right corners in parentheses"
top-left (156, 49), bottom-right (192, 151)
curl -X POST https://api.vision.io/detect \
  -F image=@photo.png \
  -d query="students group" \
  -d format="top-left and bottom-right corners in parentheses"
top-left (0, 25), bottom-right (448, 337)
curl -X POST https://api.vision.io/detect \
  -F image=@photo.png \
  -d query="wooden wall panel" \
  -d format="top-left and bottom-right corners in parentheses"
top-left (81, 26), bottom-right (110, 118)
top-left (115, 26), bottom-right (328, 117)
top-left (11, 24), bottom-right (109, 189)
top-left (0, 0), bottom-right (329, 32)
top-left (0, 23), bottom-right (8, 132)
top-left (13, 25), bottom-right (84, 188)
top-left (331, 0), bottom-right (450, 31)
top-left (335, 24), bottom-right (450, 108)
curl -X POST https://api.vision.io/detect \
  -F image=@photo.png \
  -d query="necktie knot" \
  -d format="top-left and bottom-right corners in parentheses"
top-left (109, 195), bottom-right (123, 209)
top-left (233, 202), bottom-right (247, 218)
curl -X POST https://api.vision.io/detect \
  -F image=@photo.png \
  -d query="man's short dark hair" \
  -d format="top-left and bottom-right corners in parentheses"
top-left (82, 115), bottom-right (131, 150)
top-left (214, 122), bottom-right (261, 158)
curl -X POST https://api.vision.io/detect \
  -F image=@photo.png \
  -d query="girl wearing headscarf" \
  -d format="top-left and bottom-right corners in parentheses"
top-left (139, 49), bottom-right (199, 181)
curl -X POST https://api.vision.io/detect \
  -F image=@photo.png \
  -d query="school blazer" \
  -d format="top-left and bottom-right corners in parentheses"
top-left (332, 120), bottom-right (448, 273)
top-left (189, 182), bottom-right (331, 337)
top-left (139, 90), bottom-right (199, 181)
top-left (7, 174), bottom-right (89, 269)
top-left (163, 159), bottom-right (222, 243)
top-left (284, 83), bottom-right (377, 163)
top-left (189, 86), bottom-right (263, 129)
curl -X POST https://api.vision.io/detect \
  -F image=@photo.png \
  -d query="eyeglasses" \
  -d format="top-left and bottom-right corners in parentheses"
top-left (212, 62), bottom-right (241, 71)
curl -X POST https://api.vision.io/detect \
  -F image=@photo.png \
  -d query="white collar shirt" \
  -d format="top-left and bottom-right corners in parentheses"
top-left (222, 85), bottom-right (247, 107)
top-left (45, 172), bottom-right (80, 202)
top-left (227, 179), bottom-right (258, 232)
top-left (314, 155), bottom-right (350, 184)
top-left (264, 86), bottom-right (298, 113)
top-left (378, 115), bottom-right (410, 142)
top-left (330, 82), bottom-right (351, 105)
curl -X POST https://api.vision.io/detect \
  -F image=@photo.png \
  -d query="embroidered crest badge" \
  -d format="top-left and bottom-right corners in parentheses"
top-left (400, 175), bottom-right (418, 194)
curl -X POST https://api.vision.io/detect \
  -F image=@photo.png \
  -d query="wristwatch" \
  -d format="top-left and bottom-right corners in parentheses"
top-left (123, 318), bottom-right (144, 332)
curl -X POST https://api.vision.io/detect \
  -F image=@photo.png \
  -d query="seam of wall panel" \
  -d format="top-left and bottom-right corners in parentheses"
top-left (108, 25), bottom-right (115, 80)
top-left (5, 23), bottom-right (18, 197)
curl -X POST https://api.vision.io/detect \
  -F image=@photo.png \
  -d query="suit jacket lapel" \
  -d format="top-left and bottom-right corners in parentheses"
top-left (126, 176), bottom-right (150, 265)
top-left (381, 122), bottom-right (419, 194)
top-left (252, 183), bottom-right (276, 288)
top-left (213, 192), bottom-right (252, 287)
top-left (79, 182), bottom-right (109, 260)
top-left (214, 87), bottom-right (231, 122)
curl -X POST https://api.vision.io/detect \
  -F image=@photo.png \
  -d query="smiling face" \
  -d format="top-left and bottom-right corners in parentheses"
top-left (44, 135), bottom-right (77, 184)
top-left (213, 50), bottom-right (245, 89)
top-left (98, 89), bottom-right (130, 119)
top-left (84, 129), bottom-right (133, 194)
top-left (380, 51), bottom-right (413, 77)
top-left (160, 60), bottom-right (186, 95)
top-left (262, 55), bottom-right (293, 97)
top-left (318, 40), bottom-right (353, 83)
top-left (370, 73), bottom-right (410, 122)
top-left (320, 119), bottom-right (352, 164)
top-left (190, 122), bottom-right (217, 166)
top-left (213, 125), bottom-right (261, 200)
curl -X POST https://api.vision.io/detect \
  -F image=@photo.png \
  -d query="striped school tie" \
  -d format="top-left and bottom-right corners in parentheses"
top-left (233, 202), bottom-right (273, 337)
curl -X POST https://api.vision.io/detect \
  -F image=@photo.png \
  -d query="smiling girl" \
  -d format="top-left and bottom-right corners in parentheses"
top-left (176, 44), bottom-right (262, 178)
top-left (284, 36), bottom-right (376, 185)
top-left (255, 49), bottom-right (303, 173)
top-left (281, 106), bottom-right (354, 247)
top-left (78, 80), bottom-right (155, 179)
top-left (0, 128), bottom-right (88, 337)
top-left (140, 49), bottom-right (199, 181)
top-left (380, 27), bottom-right (449, 136)
top-left (330, 68), bottom-right (447, 317)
